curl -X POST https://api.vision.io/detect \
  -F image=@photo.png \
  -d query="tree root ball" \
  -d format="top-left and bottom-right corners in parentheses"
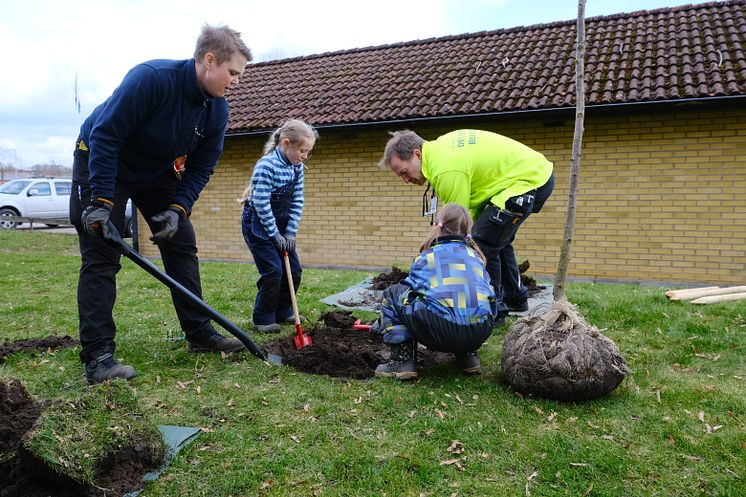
top-left (500, 300), bottom-right (629, 401)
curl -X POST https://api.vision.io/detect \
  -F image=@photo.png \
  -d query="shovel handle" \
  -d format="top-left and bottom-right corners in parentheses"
top-left (105, 223), bottom-right (270, 363)
top-left (352, 319), bottom-right (372, 331)
top-left (282, 251), bottom-right (301, 326)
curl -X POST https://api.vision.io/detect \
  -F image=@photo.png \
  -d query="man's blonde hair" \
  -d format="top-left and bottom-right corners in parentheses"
top-left (194, 24), bottom-right (252, 64)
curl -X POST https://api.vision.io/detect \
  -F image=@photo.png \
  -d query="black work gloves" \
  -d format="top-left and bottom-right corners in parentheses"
top-left (150, 204), bottom-right (186, 243)
top-left (81, 198), bottom-right (113, 239)
top-left (272, 234), bottom-right (288, 252)
top-left (285, 235), bottom-right (296, 252)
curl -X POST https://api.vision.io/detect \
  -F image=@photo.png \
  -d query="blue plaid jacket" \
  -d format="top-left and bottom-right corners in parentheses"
top-left (382, 236), bottom-right (497, 333)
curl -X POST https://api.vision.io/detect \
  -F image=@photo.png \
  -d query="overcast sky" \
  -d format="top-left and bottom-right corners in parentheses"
top-left (0, 0), bottom-right (706, 169)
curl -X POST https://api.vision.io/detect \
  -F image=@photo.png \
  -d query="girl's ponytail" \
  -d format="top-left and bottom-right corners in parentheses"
top-left (262, 128), bottom-right (282, 155)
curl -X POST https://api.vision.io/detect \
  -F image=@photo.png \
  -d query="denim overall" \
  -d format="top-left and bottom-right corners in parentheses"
top-left (241, 170), bottom-right (302, 326)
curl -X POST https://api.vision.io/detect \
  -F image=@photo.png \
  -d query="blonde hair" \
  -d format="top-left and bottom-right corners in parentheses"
top-left (238, 119), bottom-right (318, 204)
top-left (263, 119), bottom-right (319, 155)
top-left (194, 24), bottom-right (252, 64)
top-left (419, 204), bottom-right (486, 262)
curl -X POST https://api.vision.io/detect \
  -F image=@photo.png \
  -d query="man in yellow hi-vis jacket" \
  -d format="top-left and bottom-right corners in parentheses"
top-left (379, 129), bottom-right (555, 317)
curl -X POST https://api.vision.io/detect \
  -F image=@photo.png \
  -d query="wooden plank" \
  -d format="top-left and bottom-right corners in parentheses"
top-left (665, 286), bottom-right (719, 299)
top-left (691, 292), bottom-right (746, 304)
top-left (671, 286), bottom-right (746, 301)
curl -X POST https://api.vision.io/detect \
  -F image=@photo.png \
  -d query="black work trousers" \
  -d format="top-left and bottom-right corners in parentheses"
top-left (472, 173), bottom-right (555, 307)
top-left (70, 176), bottom-right (214, 363)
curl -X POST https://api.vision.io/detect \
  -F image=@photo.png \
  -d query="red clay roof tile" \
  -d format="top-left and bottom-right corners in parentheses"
top-left (227, 1), bottom-right (746, 133)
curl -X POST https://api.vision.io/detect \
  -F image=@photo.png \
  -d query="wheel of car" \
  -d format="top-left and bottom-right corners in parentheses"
top-left (124, 217), bottom-right (133, 238)
top-left (0, 207), bottom-right (20, 229)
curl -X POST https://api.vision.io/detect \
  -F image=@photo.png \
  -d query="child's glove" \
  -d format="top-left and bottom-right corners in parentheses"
top-left (285, 235), bottom-right (296, 252)
top-left (272, 234), bottom-right (288, 252)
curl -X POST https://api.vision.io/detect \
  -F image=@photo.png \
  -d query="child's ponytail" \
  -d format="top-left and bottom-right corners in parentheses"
top-left (418, 203), bottom-right (487, 263)
top-left (262, 128), bottom-right (283, 155)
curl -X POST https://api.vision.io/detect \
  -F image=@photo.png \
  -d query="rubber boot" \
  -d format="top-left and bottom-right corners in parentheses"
top-left (375, 341), bottom-right (417, 380)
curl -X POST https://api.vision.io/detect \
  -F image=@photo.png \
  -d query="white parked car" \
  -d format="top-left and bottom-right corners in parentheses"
top-left (0, 178), bottom-right (133, 237)
top-left (0, 178), bottom-right (72, 229)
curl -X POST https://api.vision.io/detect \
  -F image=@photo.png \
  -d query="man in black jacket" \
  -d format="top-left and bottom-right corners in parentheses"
top-left (71, 24), bottom-right (252, 384)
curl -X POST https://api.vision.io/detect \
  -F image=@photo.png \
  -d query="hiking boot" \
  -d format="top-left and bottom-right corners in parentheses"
top-left (455, 352), bottom-right (482, 376)
top-left (85, 353), bottom-right (136, 384)
top-left (504, 298), bottom-right (529, 313)
top-left (254, 322), bottom-right (281, 333)
top-left (187, 332), bottom-right (245, 353)
top-left (375, 341), bottom-right (417, 380)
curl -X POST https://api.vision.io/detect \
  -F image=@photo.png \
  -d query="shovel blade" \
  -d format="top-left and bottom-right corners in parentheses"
top-left (293, 332), bottom-right (313, 350)
top-left (265, 353), bottom-right (283, 365)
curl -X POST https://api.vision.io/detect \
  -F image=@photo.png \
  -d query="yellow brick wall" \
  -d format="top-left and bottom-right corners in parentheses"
top-left (139, 106), bottom-right (746, 285)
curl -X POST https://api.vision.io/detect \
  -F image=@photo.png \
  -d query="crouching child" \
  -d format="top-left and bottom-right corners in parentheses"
top-left (374, 203), bottom-right (498, 380)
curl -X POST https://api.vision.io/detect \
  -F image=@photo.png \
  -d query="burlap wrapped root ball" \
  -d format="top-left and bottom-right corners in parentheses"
top-left (501, 300), bottom-right (629, 401)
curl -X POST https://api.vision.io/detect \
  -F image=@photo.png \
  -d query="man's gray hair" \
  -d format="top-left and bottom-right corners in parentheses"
top-left (378, 130), bottom-right (424, 170)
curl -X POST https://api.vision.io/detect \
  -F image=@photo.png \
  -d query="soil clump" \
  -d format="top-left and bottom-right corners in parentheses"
top-left (519, 260), bottom-right (546, 298)
top-left (0, 335), bottom-right (79, 363)
top-left (370, 266), bottom-right (409, 290)
top-left (0, 338), bottom-right (163, 497)
top-left (263, 311), bottom-right (453, 379)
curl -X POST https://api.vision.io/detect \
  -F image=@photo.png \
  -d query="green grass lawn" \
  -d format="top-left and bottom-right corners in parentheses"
top-left (1, 230), bottom-right (744, 496)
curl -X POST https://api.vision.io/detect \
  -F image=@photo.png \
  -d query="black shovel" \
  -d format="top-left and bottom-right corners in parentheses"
top-left (106, 222), bottom-right (281, 365)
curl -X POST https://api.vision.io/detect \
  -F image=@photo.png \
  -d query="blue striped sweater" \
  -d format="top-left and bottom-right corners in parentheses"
top-left (248, 148), bottom-right (305, 238)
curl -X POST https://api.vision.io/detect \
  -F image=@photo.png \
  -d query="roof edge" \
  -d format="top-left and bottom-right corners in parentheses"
top-left (226, 94), bottom-right (746, 136)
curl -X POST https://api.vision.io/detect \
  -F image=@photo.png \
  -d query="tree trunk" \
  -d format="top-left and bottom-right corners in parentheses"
top-left (553, 0), bottom-right (586, 302)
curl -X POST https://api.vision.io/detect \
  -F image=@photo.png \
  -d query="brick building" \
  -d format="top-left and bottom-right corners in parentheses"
top-left (139, 1), bottom-right (746, 285)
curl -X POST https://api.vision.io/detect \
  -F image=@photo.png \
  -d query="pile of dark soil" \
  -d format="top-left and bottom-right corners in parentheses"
top-left (500, 300), bottom-right (629, 401)
top-left (370, 266), bottom-right (409, 290)
top-left (518, 260), bottom-right (546, 298)
top-left (0, 335), bottom-right (79, 363)
top-left (263, 311), bottom-right (453, 379)
top-left (0, 338), bottom-right (163, 497)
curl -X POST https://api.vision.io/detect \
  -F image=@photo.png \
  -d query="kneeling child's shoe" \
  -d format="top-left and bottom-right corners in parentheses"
top-left (85, 353), bottom-right (136, 384)
top-left (455, 352), bottom-right (482, 376)
top-left (375, 342), bottom-right (418, 380)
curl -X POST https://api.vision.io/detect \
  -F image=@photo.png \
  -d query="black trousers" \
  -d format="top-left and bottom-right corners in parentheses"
top-left (472, 173), bottom-right (555, 306)
top-left (70, 176), bottom-right (214, 363)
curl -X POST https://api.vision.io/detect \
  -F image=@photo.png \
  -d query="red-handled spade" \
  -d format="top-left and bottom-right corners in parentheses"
top-left (352, 319), bottom-right (372, 332)
top-left (283, 251), bottom-right (312, 350)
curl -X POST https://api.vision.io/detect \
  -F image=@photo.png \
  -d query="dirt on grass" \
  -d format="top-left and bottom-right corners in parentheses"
top-left (0, 338), bottom-right (161, 497)
top-left (263, 311), bottom-right (454, 379)
top-left (0, 335), bottom-right (79, 364)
